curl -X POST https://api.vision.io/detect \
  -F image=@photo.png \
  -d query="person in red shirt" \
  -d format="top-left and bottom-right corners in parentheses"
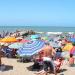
top-left (69, 54), bottom-right (74, 67)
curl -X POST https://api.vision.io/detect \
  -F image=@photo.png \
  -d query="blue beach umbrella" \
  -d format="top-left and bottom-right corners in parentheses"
top-left (8, 43), bottom-right (23, 49)
top-left (17, 40), bottom-right (45, 57)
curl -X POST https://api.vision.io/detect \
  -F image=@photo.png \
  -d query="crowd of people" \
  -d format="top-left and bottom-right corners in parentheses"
top-left (0, 31), bottom-right (75, 75)
top-left (33, 44), bottom-right (75, 75)
top-left (0, 42), bottom-right (74, 75)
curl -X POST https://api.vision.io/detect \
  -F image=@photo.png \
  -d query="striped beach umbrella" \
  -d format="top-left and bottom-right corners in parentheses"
top-left (17, 40), bottom-right (45, 57)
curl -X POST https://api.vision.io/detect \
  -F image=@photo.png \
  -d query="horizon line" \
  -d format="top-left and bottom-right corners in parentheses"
top-left (0, 25), bottom-right (75, 27)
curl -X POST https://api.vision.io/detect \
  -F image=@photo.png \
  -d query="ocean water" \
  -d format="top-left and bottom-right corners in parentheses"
top-left (0, 26), bottom-right (75, 32)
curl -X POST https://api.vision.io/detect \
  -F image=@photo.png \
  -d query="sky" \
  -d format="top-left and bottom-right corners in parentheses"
top-left (0, 0), bottom-right (75, 26)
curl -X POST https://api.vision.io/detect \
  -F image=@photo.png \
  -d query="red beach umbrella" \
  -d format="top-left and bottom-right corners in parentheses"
top-left (20, 39), bottom-right (29, 43)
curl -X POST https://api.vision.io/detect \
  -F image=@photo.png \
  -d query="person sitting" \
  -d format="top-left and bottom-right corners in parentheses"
top-left (34, 57), bottom-right (57, 75)
top-left (69, 54), bottom-right (74, 67)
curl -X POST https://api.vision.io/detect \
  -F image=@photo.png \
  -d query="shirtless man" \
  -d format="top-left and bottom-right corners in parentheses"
top-left (35, 43), bottom-right (57, 75)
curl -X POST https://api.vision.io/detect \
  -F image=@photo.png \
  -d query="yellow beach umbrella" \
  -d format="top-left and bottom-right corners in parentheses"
top-left (62, 43), bottom-right (73, 51)
top-left (0, 37), bottom-right (18, 43)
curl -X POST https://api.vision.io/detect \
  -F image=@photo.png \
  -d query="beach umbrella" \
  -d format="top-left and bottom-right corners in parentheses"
top-left (17, 40), bottom-right (45, 56)
top-left (62, 43), bottom-right (73, 51)
top-left (0, 37), bottom-right (18, 43)
top-left (30, 34), bottom-right (40, 40)
top-left (8, 43), bottom-right (23, 49)
top-left (20, 39), bottom-right (29, 43)
top-left (70, 46), bottom-right (75, 55)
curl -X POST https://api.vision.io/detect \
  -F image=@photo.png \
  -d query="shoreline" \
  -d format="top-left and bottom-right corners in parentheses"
top-left (0, 26), bottom-right (75, 32)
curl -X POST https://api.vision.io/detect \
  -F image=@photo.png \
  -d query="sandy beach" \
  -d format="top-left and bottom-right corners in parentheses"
top-left (0, 57), bottom-right (75, 75)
